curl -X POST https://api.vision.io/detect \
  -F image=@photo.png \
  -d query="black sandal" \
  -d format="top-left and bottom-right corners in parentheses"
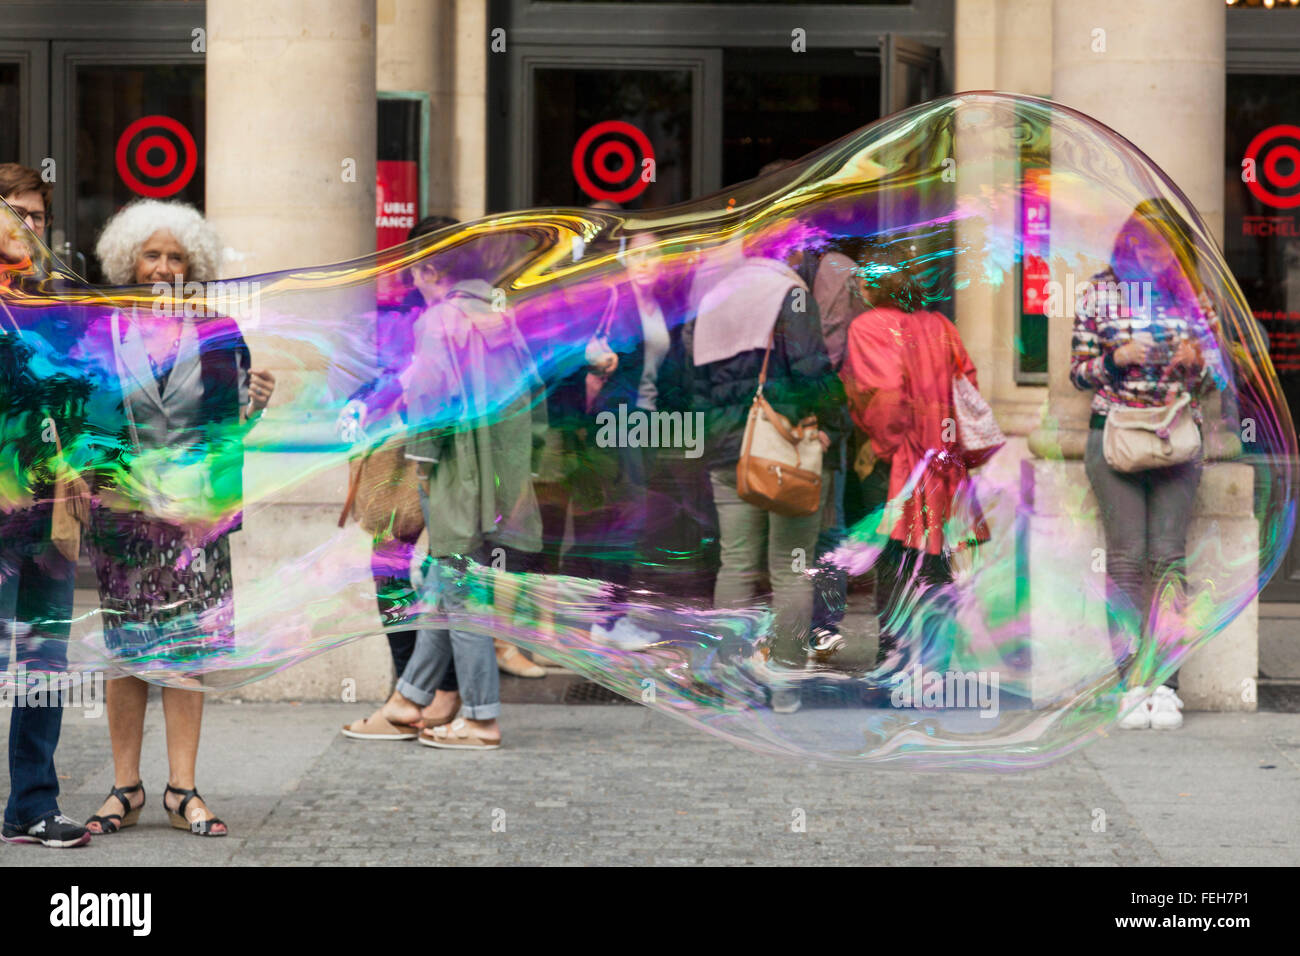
top-left (163, 784), bottom-right (228, 838)
top-left (85, 782), bottom-right (145, 835)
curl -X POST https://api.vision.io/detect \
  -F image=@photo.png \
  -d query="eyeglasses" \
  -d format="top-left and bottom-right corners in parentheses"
top-left (7, 206), bottom-right (47, 228)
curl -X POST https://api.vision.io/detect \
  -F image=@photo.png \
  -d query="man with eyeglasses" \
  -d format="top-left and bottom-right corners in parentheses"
top-left (0, 161), bottom-right (90, 848)
top-left (0, 162), bottom-right (50, 242)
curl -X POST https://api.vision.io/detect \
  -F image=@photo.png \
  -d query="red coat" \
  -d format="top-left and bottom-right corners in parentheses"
top-left (841, 307), bottom-right (990, 556)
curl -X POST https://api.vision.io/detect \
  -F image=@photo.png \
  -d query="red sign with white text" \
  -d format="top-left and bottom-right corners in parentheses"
top-left (376, 160), bottom-right (419, 251)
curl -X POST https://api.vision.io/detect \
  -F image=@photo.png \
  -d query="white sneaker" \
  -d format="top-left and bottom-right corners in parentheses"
top-left (1117, 688), bottom-right (1152, 730)
top-left (1148, 685), bottom-right (1184, 730)
top-left (769, 686), bottom-right (802, 714)
top-left (590, 616), bottom-right (659, 650)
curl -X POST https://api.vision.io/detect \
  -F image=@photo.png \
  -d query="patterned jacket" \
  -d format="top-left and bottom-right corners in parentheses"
top-left (1069, 267), bottom-right (1212, 423)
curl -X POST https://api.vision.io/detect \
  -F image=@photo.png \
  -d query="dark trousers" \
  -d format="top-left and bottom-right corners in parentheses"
top-left (1084, 427), bottom-right (1201, 690)
top-left (1, 537), bottom-right (76, 828)
top-left (843, 452), bottom-right (955, 666)
top-left (873, 538), bottom-right (954, 666)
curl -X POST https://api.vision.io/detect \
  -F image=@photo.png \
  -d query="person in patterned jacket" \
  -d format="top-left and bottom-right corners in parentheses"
top-left (1070, 198), bottom-right (1220, 732)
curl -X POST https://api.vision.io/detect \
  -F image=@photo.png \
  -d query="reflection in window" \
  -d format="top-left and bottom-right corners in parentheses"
top-left (75, 63), bottom-right (204, 283)
top-left (533, 67), bottom-right (693, 209)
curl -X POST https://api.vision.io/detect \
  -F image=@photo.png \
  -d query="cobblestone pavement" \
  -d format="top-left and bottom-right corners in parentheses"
top-left (2, 700), bottom-right (1297, 866)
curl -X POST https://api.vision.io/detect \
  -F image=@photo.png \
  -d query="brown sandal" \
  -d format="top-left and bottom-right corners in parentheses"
top-left (341, 712), bottom-right (422, 741)
top-left (418, 718), bottom-right (501, 751)
top-left (496, 644), bottom-right (546, 678)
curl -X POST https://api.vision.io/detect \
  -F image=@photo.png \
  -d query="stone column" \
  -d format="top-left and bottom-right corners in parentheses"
top-left (378, 0), bottom-right (457, 216)
top-left (206, 0), bottom-right (385, 701)
top-left (451, 0), bottom-right (488, 220)
top-left (953, 0), bottom-right (1053, 440)
top-left (206, 0), bottom-right (377, 274)
top-left (1023, 0), bottom-right (1255, 711)
top-left (1032, 0), bottom-right (1227, 461)
top-left (952, 1), bottom-right (1053, 552)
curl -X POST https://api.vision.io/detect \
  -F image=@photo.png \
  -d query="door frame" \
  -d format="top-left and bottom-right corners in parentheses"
top-left (1227, 11), bottom-right (1300, 602)
top-left (49, 39), bottom-right (203, 262)
top-left (0, 39), bottom-right (48, 169)
top-left (509, 44), bottom-right (723, 210)
top-left (488, 0), bottom-right (955, 212)
top-left (500, 0), bottom-right (953, 53)
top-left (879, 33), bottom-right (939, 116)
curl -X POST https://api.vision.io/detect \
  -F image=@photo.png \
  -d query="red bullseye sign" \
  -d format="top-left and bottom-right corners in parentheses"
top-left (115, 115), bottom-right (198, 198)
top-left (1245, 124), bottom-right (1300, 210)
top-left (571, 120), bottom-right (654, 204)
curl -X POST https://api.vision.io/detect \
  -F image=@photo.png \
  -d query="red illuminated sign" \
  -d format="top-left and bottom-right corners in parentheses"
top-left (114, 115), bottom-right (198, 198)
top-left (571, 120), bottom-right (655, 204)
top-left (1244, 124), bottom-right (1300, 210)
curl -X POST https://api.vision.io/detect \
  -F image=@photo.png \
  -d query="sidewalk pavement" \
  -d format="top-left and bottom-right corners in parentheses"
top-left (2, 698), bottom-right (1297, 866)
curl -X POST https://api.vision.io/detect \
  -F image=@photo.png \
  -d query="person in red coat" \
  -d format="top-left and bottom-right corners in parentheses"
top-left (839, 250), bottom-right (990, 668)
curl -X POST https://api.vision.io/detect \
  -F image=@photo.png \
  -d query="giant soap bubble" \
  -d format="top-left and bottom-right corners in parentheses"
top-left (1, 92), bottom-right (1294, 768)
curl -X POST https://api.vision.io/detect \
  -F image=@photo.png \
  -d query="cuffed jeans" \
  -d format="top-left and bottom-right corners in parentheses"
top-left (372, 537), bottom-right (456, 691)
top-left (710, 467), bottom-right (825, 666)
top-left (1, 536), bottom-right (76, 829)
top-left (396, 547), bottom-right (500, 720)
top-left (1084, 427), bottom-right (1202, 690)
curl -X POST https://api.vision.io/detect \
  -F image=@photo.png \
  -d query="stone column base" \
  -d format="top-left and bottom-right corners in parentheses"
top-left (1019, 457), bottom-right (1258, 711)
top-left (227, 454), bottom-right (396, 702)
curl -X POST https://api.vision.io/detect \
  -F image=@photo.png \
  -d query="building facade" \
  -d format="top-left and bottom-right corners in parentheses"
top-left (1, 0), bottom-right (1297, 704)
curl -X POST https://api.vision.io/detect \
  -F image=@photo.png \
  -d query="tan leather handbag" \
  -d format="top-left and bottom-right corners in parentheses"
top-left (48, 422), bottom-right (90, 562)
top-left (1102, 393), bottom-right (1201, 473)
top-left (736, 333), bottom-right (823, 517)
top-left (338, 436), bottom-right (426, 541)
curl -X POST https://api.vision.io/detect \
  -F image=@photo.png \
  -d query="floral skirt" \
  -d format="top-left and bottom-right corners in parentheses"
top-left (86, 507), bottom-right (236, 668)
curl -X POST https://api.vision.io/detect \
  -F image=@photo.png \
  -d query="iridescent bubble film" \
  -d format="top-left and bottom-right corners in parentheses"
top-left (1, 92), bottom-right (1295, 768)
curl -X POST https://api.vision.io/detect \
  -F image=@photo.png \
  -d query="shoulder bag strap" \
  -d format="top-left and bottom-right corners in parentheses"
top-left (1159, 391), bottom-right (1192, 429)
top-left (755, 328), bottom-right (775, 399)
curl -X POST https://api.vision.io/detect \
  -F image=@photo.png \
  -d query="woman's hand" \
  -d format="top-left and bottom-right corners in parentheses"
top-left (592, 353), bottom-right (619, 376)
top-left (797, 416), bottom-right (831, 451)
top-left (1170, 338), bottom-right (1203, 373)
top-left (1112, 341), bottom-right (1151, 367)
top-left (249, 369), bottom-right (276, 411)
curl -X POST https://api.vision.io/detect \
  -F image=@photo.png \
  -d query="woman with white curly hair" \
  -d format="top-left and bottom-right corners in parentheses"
top-left (81, 199), bottom-right (274, 838)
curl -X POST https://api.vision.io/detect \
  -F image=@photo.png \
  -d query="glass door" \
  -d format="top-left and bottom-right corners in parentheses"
top-left (879, 33), bottom-right (939, 117)
top-left (1227, 71), bottom-right (1300, 600)
top-left (0, 40), bottom-right (48, 169)
top-left (722, 46), bottom-right (883, 186)
top-left (510, 46), bottom-right (722, 210)
top-left (51, 40), bottom-right (204, 281)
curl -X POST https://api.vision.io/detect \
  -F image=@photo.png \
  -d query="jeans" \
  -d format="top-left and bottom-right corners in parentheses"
top-left (709, 467), bottom-right (825, 666)
top-left (1084, 427), bottom-right (1202, 690)
top-left (371, 537), bottom-right (455, 691)
top-left (1, 532), bottom-right (76, 828)
top-left (396, 547), bottom-right (500, 720)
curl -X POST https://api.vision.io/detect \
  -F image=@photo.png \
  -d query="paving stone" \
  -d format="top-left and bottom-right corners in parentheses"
top-left (1, 702), bottom-right (1297, 865)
